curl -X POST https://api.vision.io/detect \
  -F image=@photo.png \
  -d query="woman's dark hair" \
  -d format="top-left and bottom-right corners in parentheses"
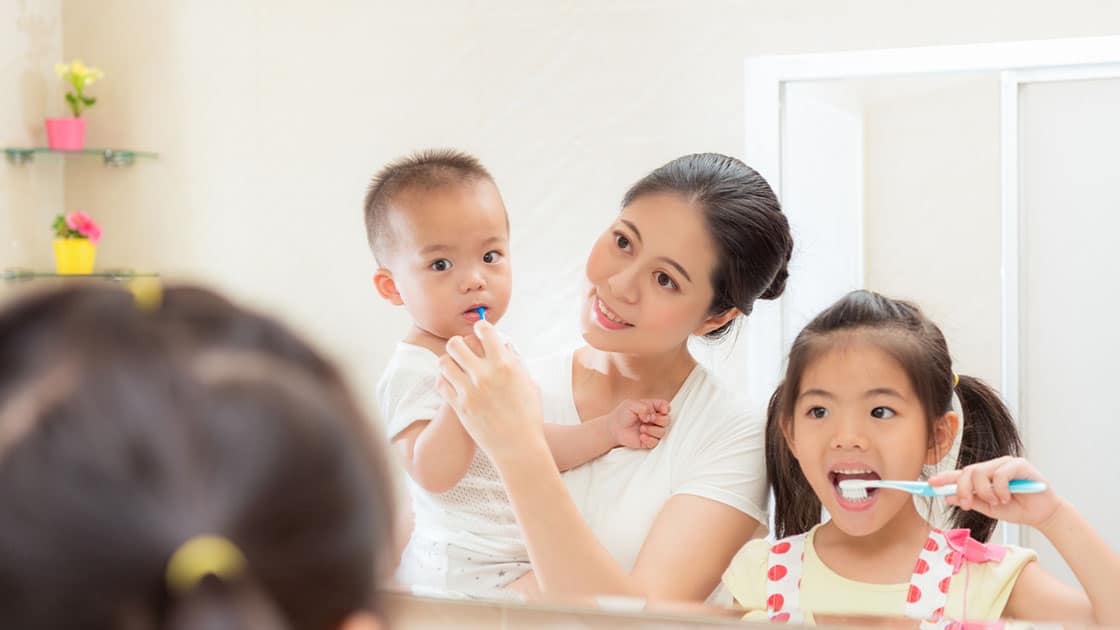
top-left (622, 153), bottom-right (794, 339)
top-left (766, 290), bottom-right (1022, 542)
top-left (0, 284), bottom-right (395, 630)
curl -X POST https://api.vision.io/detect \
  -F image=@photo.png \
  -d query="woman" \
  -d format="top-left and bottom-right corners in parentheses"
top-left (438, 153), bottom-right (794, 602)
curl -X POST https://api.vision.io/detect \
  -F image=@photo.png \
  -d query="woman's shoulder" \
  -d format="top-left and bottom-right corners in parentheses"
top-left (673, 363), bottom-right (763, 436)
top-left (525, 349), bottom-right (575, 390)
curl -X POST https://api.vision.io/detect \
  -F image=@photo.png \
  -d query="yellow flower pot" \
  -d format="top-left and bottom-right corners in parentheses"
top-left (53, 238), bottom-right (97, 274)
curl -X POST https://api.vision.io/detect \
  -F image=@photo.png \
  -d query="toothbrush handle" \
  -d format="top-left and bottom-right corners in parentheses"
top-left (931, 479), bottom-right (1047, 497)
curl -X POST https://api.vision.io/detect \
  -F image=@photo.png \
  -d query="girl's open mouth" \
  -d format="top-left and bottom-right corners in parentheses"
top-left (830, 468), bottom-right (881, 511)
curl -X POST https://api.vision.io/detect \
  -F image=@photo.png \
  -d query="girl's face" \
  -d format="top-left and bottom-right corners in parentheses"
top-left (580, 192), bottom-right (734, 355)
top-left (785, 340), bottom-right (956, 537)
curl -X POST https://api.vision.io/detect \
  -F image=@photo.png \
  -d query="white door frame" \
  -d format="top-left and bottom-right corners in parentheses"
top-left (744, 37), bottom-right (1120, 544)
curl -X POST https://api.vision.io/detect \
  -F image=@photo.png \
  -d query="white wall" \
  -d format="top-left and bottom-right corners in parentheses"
top-left (12, 0), bottom-right (1118, 417)
top-left (1, 0), bottom-right (63, 272)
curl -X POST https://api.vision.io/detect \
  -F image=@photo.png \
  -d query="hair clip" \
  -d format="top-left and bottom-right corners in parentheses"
top-left (165, 534), bottom-right (247, 594)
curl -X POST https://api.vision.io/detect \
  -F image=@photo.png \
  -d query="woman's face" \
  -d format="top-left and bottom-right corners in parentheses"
top-left (581, 192), bottom-right (729, 355)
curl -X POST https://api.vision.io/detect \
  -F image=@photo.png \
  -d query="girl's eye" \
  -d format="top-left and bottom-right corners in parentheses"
top-left (808, 407), bottom-right (829, 419)
top-left (430, 259), bottom-right (452, 272)
top-left (614, 232), bottom-right (632, 251)
top-left (655, 271), bottom-right (678, 290)
top-left (482, 250), bottom-right (502, 264)
top-left (871, 407), bottom-right (896, 420)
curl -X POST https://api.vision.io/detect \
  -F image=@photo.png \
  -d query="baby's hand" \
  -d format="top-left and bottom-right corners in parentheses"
top-left (928, 456), bottom-right (1062, 530)
top-left (607, 399), bottom-right (671, 449)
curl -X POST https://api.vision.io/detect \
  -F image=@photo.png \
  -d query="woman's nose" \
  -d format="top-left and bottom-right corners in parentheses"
top-left (606, 265), bottom-right (639, 304)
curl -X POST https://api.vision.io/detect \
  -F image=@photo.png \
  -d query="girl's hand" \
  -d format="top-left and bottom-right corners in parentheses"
top-left (437, 321), bottom-right (547, 462)
top-left (928, 456), bottom-right (1062, 530)
top-left (608, 399), bottom-right (671, 449)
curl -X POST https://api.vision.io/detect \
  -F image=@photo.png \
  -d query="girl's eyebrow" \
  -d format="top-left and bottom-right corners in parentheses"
top-left (865, 388), bottom-right (904, 399)
top-left (798, 388), bottom-right (834, 400)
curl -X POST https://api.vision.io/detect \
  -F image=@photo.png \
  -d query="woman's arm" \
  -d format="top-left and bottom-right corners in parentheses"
top-left (437, 322), bottom-right (759, 600)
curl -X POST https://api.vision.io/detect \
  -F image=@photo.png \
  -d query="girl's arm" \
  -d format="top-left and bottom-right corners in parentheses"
top-left (437, 322), bottom-right (760, 600)
top-left (931, 457), bottom-right (1120, 625)
top-left (392, 403), bottom-right (476, 493)
top-left (544, 400), bottom-right (670, 472)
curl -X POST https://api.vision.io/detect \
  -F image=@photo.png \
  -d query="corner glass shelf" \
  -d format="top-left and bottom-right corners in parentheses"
top-left (3, 147), bottom-right (158, 167)
top-left (1, 270), bottom-right (160, 283)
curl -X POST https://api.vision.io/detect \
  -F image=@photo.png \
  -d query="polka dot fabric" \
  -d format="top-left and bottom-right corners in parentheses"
top-left (765, 529), bottom-right (965, 629)
top-left (765, 533), bottom-right (807, 624)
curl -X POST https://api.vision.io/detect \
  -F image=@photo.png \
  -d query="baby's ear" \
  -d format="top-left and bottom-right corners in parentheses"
top-left (373, 269), bottom-right (404, 306)
top-left (926, 411), bottom-right (960, 465)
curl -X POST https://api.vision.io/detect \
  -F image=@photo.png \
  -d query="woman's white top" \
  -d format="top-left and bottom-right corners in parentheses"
top-left (528, 351), bottom-right (769, 571)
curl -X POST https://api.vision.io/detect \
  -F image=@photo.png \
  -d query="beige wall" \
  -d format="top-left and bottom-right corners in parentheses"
top-left (4, 1), bottom-right (1118, 415)
top-left (863, 76), bottom-right (1003, 386)
top-left (1, 0), bottom-right (63, 271)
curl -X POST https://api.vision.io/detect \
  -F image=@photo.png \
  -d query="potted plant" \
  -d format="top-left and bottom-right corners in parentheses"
top-left (45, 60), bottom-right (104, 151)
top-left (52, 211), bottom-right (102, 274)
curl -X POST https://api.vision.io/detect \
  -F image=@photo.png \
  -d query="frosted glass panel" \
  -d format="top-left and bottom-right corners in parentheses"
top-left (1019, 76), bottom-right (1120, 585)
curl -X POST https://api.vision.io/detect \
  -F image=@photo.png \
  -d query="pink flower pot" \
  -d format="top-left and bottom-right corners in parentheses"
top-left (45, 117), bottom-right (87, 150)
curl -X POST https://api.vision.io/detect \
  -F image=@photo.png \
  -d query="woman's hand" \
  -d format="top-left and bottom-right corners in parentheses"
top-left (928, 456), bottom-right (1064, 531)
top-left (437, 320), bottom-right (547, 463)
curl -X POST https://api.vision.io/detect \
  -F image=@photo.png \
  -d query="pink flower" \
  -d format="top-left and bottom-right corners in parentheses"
top-left (65, 211), bottom-right (102, 244)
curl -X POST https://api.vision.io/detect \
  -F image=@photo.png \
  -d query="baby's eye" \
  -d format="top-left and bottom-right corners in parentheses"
top-left (482, 250), bottom-right (503, 264)
top-left (430, 259), bottom-right (452, 272)
top-left (808, 407), bottom-right (829, 419)
top-left (655, 272), bottom-right (678, 290)
top-left (614, 233), bottom-right (632, 251)
top-left (870, 407), bottom-right (896, 420)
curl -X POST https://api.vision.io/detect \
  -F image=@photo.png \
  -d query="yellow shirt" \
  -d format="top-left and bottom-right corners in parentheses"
top-left (722, 525), bottom-right (1036, 623)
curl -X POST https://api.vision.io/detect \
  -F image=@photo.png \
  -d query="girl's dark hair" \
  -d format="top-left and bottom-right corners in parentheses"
top-left (622, 153), bottom-right (794, 339)
top-left (0, 284), bottom-right (395, 630)
top-left (766, 290), bottom-right (1022, 542)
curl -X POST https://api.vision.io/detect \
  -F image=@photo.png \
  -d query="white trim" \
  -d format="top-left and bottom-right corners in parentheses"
top-left (999, 71), bottom-right (1023, 548)
top-left (745, 37), bottom-right (1120, 546)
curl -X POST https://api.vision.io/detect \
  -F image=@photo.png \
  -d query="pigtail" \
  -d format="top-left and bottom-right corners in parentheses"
top-left (950, 374), bottom-right (1024, 541)
top-left (767, 381), bottom-right (821, 538)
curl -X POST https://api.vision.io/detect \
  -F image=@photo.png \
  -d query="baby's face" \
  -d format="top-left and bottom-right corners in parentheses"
top-left (383, 179), bottom-right (512, 341)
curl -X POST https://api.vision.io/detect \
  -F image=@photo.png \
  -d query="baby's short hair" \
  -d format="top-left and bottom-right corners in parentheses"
top-left (363, 149), bottom-right (493, 263)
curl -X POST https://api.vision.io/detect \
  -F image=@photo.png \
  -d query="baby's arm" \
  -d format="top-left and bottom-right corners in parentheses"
top-left (391, 403), bottom-right (477, 493)
top-left (930, 457), bottom-right (1120, 625)
top-left (545, 399), bottom-right (670, 472)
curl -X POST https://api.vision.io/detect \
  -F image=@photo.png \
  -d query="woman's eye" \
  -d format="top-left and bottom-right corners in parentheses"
top-left (871, 407), bottom-right (896, 420)
top-left (655, 272), bottom-right (678, 290)
top-left (614, 233), bottom-right (631, 251)
top-left (430, 259), bottom-right (452, 271)
top-left (808, 407), bottom-right (829, 419)
top-left (482, 250), bottom-right (502, 264)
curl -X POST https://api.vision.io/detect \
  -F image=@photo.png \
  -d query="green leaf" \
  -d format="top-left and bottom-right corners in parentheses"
top-left (82, 96), bottom-right (96, 106)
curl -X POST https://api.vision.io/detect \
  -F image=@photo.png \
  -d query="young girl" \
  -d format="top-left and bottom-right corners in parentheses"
top-left (722, 290), bottom-right (1119, 626)
top-left (0, 284), bottom-right (396, 630)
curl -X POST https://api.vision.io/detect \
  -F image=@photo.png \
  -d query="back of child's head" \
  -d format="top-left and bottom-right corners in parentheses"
top-left (0, 284), bottom-right (395, 630)
top-left (363, 148), bottom-right (496, 264)
top-left (766, 290), bottom-right (1022, 542)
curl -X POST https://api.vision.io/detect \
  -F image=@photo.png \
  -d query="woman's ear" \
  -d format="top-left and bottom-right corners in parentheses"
top-left (693, 307), bottom-right (741, 337)
top-left (373, 269), bottom-right (404, 306)
top-left (925, 411), bottom-right (959, 465)
top-left (339, 611), bottom-right (382, 630)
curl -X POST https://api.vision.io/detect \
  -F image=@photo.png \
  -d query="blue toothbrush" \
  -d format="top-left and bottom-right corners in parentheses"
top-left (476, 307), bottom-right (486, 321)
top-left (839, 478), bottom-right (1047, 500)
